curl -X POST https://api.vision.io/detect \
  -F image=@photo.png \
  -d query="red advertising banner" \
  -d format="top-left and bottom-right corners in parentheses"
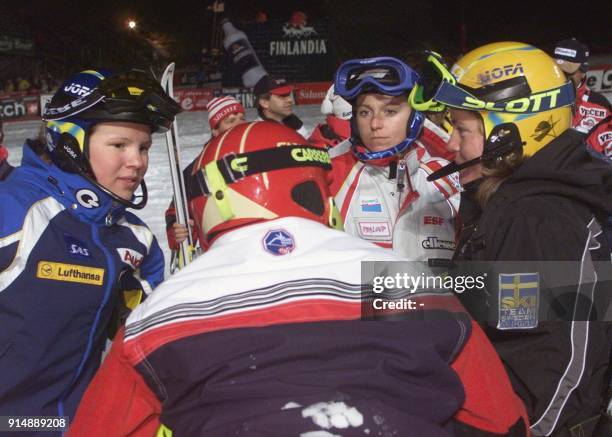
top-left (3, 81), bottom-right (335, 121)
top-left (174, 88), bottom-right (216, 111)
top-left (293, 81), bottom-right (332, 105)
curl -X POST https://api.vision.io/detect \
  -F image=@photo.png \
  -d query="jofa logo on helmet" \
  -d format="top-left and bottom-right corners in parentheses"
top-left (478, 64), bottom-right (524, 85)
top-left (64, 83), bottom-right (92, 97)
top-left (76, 189), bottom-right (100, 209)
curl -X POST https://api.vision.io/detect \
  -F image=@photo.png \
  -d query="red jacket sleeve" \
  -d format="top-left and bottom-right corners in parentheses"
top-left (67, 329), bottom-right (162, 437)
top-left (452, 321), bottom-right (530, 435)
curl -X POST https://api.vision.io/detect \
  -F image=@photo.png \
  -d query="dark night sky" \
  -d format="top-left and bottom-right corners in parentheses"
top-left (2, 0), bottom-right (611, 71)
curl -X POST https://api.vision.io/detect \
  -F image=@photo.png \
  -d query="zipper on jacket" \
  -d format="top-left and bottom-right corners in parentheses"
top-left (56, 225), bottom-right (116, 432)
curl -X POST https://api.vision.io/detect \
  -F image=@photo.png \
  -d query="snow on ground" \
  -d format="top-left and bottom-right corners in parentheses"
top-left (3, 104), bottom-right (324, 276)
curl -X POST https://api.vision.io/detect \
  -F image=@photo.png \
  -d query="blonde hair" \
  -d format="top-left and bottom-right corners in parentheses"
top-left (476, 150), bottom-right (524, 207)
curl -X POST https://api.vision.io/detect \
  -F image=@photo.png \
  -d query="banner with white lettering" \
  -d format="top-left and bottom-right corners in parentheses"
top-left (222, 14), bottom-right (336, 87)
top-left (0, 93), bottom-right (40, 119)
top-left (586, 64), bottom-right (612, 102)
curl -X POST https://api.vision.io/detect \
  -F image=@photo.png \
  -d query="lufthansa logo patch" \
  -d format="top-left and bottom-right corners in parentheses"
top-left (36, 261), bottom-right (104, 286)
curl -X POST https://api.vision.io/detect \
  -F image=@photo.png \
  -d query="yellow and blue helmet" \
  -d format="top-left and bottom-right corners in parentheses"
top-left (412, 42), bottom-right (574, 175)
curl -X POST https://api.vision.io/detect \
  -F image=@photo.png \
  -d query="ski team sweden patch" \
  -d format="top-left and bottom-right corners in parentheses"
top-left (497, 272), bottom-right (539, 330)
top-left (36, 261), bottom-right (104, 286)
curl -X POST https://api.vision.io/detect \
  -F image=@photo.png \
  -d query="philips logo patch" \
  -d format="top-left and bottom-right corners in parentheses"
top-left (358, 221), bottom-right (391, 239)
top-left (263, 229), bottom-right (296, 255)
top-left (360, 198), bottom-right (383, 213)
top-left (64, 235), bottom-right (91, 259)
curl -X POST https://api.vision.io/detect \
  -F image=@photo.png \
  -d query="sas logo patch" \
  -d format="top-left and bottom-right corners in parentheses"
top-left (498, 272), bottom-right (539, 330)
top-left (64, 235), bottom-right (91, 259)
top-left (36, 261), bottom-right (104, 286)
top-left (360, 198), bottom-right (383, 213)
top-left (263, 229), bottom-right (296, 255)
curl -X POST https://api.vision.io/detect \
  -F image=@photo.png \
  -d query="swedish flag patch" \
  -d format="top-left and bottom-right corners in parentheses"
top-left (498, 272), bottom-right (539, 330)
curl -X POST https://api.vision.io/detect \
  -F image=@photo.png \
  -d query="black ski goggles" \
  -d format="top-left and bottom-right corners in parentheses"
top-left (43, 70), bottom-right (181, 132)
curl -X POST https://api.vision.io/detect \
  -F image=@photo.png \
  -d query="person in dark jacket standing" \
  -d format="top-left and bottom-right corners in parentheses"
top-left (421, 41), bottom-right (612, 436)
top-left (0, 69), bottom-right (180, 430)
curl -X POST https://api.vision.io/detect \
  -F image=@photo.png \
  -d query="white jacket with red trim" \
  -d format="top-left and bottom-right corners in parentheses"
top-left (329, 138), bottom-right (460, 262)
top-left (67, 217), bottom-right (529, 436)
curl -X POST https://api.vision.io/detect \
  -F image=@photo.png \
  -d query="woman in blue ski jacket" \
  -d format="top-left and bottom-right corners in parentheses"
top-left (0, 68), bottom-right (180, 428)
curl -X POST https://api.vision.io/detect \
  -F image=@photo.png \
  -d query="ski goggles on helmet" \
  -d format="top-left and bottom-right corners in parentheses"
top-left (409, 53), bottom-right (576, 115)
top-left (334, 57), bottom-right (420, 101)
top-left (409, 51), bottom-right (455, 112)
top-left (43, 70), bottom-right (181, 132)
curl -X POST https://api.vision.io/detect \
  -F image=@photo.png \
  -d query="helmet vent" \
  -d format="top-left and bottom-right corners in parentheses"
top-left (291, 181), bottom-right (324, 216)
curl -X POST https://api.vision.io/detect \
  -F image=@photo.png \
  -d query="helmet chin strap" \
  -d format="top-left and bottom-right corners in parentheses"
top-left (62, 150), bottom-right (149, 209)
top-left (82, 169), bottom-right (149, 210)
top-left (427, 122), bottom-right (524, 182)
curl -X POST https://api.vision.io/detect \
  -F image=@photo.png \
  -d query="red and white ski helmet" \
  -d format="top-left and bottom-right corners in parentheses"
top-left (189, 121), bottom-right (342, 247)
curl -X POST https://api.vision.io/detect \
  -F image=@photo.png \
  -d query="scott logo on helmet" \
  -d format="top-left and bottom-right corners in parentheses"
top-left (462, 88), bottom-right (562, 113)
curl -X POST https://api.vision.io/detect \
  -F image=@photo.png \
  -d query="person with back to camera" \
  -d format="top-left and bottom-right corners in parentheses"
top-left (68, 120), bottom-right (529, 436)
top-left (0, 68), bottom-right (180, 430)
top-left (417, 41), bottom-right (612, 436)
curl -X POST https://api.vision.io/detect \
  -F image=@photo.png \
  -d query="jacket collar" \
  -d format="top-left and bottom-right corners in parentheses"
top-left (22, 141), bottom-right (125, 225)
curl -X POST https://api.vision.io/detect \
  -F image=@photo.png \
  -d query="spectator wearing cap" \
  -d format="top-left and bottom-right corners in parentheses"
top-left (254, 75), bottom-right (309, 137)
top-left (308, 84), bottom-right (352, 149)
top-left (552, 38), bottom-right (611, 140)
top-left (165, 96), bottom-right (247, 252)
